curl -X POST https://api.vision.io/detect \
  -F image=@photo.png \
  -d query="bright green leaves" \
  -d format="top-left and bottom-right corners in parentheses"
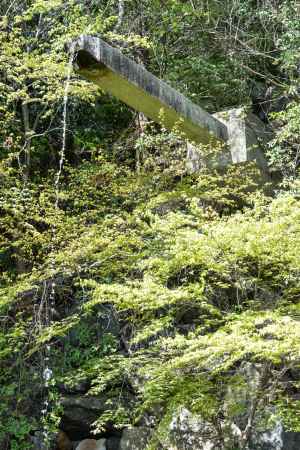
top-left (267, 102), bottom-right (300, 181)
top-left (19, 0), bottom-right (65, 20)
top-left (0, 1), bottom-right (300, 446)
top-left (0, 0), bottom-right (113, 181)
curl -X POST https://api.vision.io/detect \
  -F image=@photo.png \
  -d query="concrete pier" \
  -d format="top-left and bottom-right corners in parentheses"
top-left (73, 35), bottom-right (271, 172)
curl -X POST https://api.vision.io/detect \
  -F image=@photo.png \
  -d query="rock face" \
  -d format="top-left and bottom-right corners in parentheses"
top-left (252, 424), bottom-right (300, 450)
top-left (60, 393), bottom-right (135, 441)
top-left (163, 409), bottom-right (300, 450)
top-left (30, 423), bottom-right (300, 450)
top-left (168, 408), bottom-right (221, 450)
top-left (61, 395), bottom-right (108, 439)
top-left (119, 427), bottom-right (151, 450)
top-left (56, 362), bottom-right (300, 449)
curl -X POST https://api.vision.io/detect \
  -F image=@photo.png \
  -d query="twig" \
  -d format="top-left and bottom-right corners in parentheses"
top-left (238, 63), bottom-right (286, 88)
top-left (114, 0), bottom-right (125, 32)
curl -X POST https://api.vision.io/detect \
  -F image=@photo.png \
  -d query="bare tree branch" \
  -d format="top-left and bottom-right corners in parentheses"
top-left (114, 0), bottom-right (125, 32)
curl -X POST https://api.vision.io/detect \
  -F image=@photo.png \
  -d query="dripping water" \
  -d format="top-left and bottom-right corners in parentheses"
top-left (55, 45), bottom-right (75, 209)
top-left (41, 44), bottom-right (75, 448)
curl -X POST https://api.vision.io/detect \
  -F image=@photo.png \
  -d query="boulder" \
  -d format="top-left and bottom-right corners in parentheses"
top-left (251, 422), bottom-right (300, 450)
top-left (75, 438), bottom-right (106, 450)
top-left (31, 430), bottom-right (72, 450)
top-left (119, 427), bottom-right (151, 450)
top-left (167, 408), bottom-right (221, 450)
top-left (61, 393), bottom-right (135, 440)
top-left (61, 395), bottom-right (110, 439)
top-left (106, 436), bottom-right (121, 450)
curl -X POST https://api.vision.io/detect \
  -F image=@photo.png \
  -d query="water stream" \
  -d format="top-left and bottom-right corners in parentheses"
top-left (41, 44), bottom-right (75, 449)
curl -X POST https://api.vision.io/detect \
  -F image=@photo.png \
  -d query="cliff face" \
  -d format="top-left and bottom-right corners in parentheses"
top-left (1, 2), bottom-right (300, 449)
top-left (1, 148), bottom-right (300, 449)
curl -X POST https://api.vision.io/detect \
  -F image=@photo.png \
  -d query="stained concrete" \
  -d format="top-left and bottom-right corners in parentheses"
top-left (187, 108), bottom-right (272, 172)
top-left (214, 108), bottom-right (271, 169)
top-left (73, 35), bottom-right (228, 146)
top-left (73, 35), bottom-right (270, 172)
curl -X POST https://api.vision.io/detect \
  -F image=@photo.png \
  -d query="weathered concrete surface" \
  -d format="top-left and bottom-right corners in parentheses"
top-left (73, 36), bottom-right (270, 172)
top-left (186, 141), bottom-right (231, 172)
top-left (73, 35), bottom-right (228, 145)
top-left (186, 108), bottom-right (272, 172)
top-left (214, 108), bottom-right (271, 169)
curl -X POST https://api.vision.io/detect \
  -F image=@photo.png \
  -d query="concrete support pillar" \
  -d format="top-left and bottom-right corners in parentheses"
top-left (186, 108), bottom-right (272, 173)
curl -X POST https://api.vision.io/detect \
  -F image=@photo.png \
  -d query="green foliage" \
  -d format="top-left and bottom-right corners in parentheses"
top-left (1, 414), bottom-right (34, 450)
top-left (1, 1), bottom-right (300, 448)
top-left (2, 148), bottom-right (300, 446)
top-left (267, 102), bottom-right (300, 181)
top-left (276, 397), bottom-right (300, 432)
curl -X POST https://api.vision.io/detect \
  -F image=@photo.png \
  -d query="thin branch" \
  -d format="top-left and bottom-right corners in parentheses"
top-left (239, 363), bottom-right (270, 449)
top-left (114, 0), bottom-right (125, 32)
top-left (4, 0), bottom-right (17, 16)
top-left (238, 62), bottom-right (286, 88)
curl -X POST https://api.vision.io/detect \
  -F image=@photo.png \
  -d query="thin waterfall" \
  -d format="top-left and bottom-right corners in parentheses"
top-left (55, 45), bottom-right (75, 209)
top-left (41, 44), bottom-right (75, 448)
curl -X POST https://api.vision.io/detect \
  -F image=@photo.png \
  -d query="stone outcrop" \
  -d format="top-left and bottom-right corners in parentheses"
top-left (119, 427), bottom-right (150, 450)
top-left (61, 393), bottom-right (134, 440)
top-left (31, 422), bottom-right (300, 450)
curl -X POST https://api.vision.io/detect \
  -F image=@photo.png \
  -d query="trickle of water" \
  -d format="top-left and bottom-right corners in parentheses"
top-left (41, 44), bottom-right (75, 448)
top-left (55, 45), bottom-right (75, 209)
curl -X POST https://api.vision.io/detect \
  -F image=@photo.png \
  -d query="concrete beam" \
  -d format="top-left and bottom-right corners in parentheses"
top-left (73, 36), bottom-right (270, 173)
top-left (73, 35), bottom-right (228, 146)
